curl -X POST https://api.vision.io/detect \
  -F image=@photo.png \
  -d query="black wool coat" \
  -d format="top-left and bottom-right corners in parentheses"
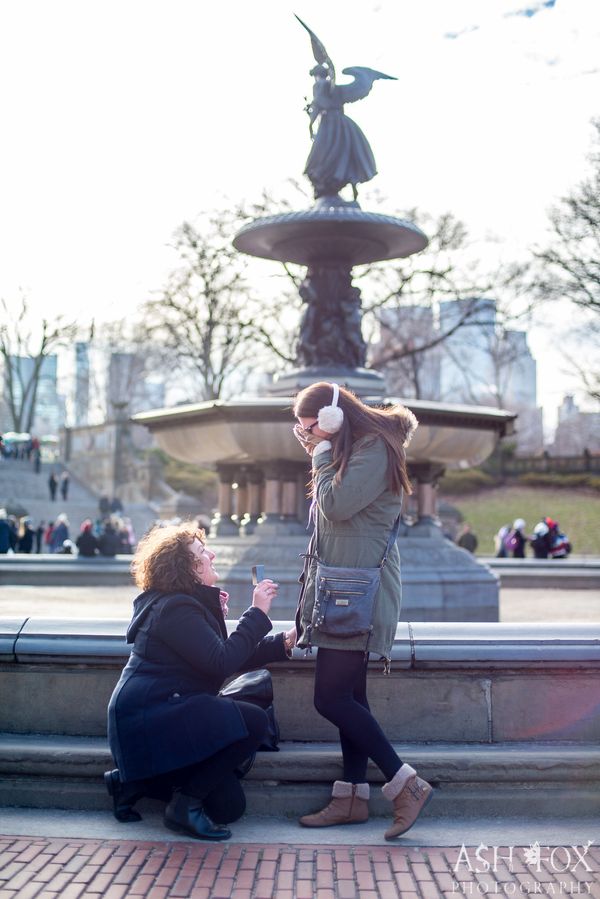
top-left (107, 585), bottom-right (287, 782)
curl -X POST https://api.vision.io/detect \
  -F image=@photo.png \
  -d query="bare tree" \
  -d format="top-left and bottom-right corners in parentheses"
top-left (141, 218), bottom-right (258, 401)
top-left (230, 184), bottom-right (309, 369)
top-left (535, 117), bottom-right (600, 399)
top-left (81, 319), bottom-right (169, 421)
top-left (0, 293), bottom-right (77, 432)
top-left (234, 194), bottom-right (530, 384)
top-left (235, 194), bottom-right (530, 380)
top-left (535, 118), bottom-right (600, 314)
top-left (377, 306), bottom-right (440, 399)
top-left (367, 210), bottom-right (530, 395)
top-left (439, 318), bottom-right (532, 409)
top-left (556, 327), bottom-right (600, 403)
top-left (142, 191), bottom-right (529, 401)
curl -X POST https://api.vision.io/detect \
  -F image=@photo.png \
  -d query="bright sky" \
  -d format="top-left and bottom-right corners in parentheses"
top-left (1, 0), bottom-right (599, 431)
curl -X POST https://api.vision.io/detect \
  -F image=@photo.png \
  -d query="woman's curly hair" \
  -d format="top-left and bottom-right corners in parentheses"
top-left (131, 522), bottom-right (206, 593)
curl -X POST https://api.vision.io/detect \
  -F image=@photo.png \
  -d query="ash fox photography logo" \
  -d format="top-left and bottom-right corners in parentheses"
top-left (452, 841), bottom-right (595, 895)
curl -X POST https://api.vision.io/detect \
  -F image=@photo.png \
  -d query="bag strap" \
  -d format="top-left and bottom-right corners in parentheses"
top-left (380, 514), bottom-right (402, 569)
top-left (313, 507), bottom-right (402, 570)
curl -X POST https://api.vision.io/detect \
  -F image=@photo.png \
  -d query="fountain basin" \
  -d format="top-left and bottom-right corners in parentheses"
top-left (233, 207), bottom-right (428, 266)
top-left (133, 396), bottom-right (515, 470)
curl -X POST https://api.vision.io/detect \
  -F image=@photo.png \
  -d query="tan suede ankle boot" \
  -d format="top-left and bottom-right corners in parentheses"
top-left (299, 781), bottom-right (370, 827)
top-left (382, 764), bottom-right (433, 840)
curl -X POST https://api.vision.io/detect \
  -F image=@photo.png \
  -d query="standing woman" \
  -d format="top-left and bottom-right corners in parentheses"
top-left (106, 522), bottom-right (295, 840)
top-left (49, 513), bottom-right (70, 553)
top-left (17, 517), bottom-right (35, 553)
top-left (293, 382), bottom-right (433, 840)
top-left (510, 518), bottom-right (527, 558)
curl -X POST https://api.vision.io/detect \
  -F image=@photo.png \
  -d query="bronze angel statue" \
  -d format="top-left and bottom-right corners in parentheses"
top-left (296, 16), bottom-right (396, 201)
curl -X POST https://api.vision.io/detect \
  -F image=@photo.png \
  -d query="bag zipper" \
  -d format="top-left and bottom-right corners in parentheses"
top-left (319, 577), bottom-right (371, 585)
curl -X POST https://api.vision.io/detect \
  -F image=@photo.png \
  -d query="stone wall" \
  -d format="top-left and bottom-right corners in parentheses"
top-left (1, 618), bottom-right (597, 743)
top-left (60, 421), bottom-right (157, 503)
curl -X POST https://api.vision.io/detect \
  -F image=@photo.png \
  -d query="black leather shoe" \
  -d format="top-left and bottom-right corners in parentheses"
top-left (164, 792), bottom-right (232, 841)
top-left (104, 769), bottom-right (143, 823)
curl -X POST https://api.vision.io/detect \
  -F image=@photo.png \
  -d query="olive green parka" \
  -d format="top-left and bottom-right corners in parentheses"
top-left (295, 434), bottom-right (403, 662)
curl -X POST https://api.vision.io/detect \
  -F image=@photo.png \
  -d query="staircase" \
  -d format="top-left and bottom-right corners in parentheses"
top-left (0, 458), bottom-right (156, 544)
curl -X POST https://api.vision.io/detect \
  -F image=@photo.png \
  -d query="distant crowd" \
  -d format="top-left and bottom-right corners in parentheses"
top-left (0, 434), bottom-right (43, 472)
top-left (494, 517), bottom-right (572, 559)
top-left (455, 517), bottom-right (572, 559)
top-left (0, 510), bottom-right (213, 558)
top-left (0, 438), bottom-right (142, 557)
top-left (0, 511), bottom-right (136, 557)
top-left (0, 439), bottom-right (214, 558)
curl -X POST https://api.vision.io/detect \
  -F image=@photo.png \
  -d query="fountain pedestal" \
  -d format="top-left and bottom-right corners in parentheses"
top-left (234, 201), bottom-right (429, 402)
top-left (270, 365), bottom-right (387, 399)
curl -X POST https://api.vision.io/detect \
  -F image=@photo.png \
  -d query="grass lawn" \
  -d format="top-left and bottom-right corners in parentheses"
top-left (442, 486), bottom-right (600, 556)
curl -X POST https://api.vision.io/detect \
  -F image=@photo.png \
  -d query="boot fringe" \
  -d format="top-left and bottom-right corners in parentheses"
top-left (354, 782), bottom-right (370, 800)
top-left (381, 764), bottom-right (417, 801)
top-left (332, 780), bottom-right (353, 798)
top-left (332, 780), bottom-right (370, 800)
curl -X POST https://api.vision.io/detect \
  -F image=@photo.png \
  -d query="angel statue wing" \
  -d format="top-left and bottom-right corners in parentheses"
top-left (339, 67), bottom-right (397, 104)
top-left (295, 14), bottom-right (336, 82)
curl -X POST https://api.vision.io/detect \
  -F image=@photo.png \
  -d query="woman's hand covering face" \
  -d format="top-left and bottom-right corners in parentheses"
top-left (293, 423), bottom-right (328, 455)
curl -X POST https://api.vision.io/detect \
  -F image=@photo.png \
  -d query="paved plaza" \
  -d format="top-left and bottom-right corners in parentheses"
top-left (0, 584), bottom-right (598, 623)
top-left (1, 830), bottom-right (599, 898)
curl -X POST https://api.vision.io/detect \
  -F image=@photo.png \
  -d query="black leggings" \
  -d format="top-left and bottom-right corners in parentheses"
top-left (179, 700), bottom-right (268, 821)
top-left (314, 648), bottom-right (403, 784)
top-left (129, 700), bottom-right (268, 825)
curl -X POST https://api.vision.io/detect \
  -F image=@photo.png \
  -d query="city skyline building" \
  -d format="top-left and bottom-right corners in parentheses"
top-left (0, 354), bottom-right (64, 436)
top-left (553, 394), bottom-right (600, 454)
top-left (377, 298), bottom-right (544, 453)
top-left (64, 343), bottom-right (166, 428)
top-left (438, 298), bottom-right (498, 407)
top-left (0, 333), bottom-right (587, 457)
top-left (73, 342), bottom-right (90, 427)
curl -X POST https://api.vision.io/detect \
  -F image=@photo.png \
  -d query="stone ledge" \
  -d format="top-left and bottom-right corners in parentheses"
top-left (2, 621), bottom-right (599, 744)
top-left (1, 734), bottom-right (599, 782)
top-left (482, 557), bottom-right (600, 569)
top-left (2, 619), bottom-right (599, 667)
top-left (3, 663), bottom-right (598, 742)
top-left (1, 736), bottom-right (598, 818)
top-left (0, 556), bottom-right (135, 589)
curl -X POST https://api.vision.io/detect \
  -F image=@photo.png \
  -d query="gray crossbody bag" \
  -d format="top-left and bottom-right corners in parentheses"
top-left (310, 513), bottom-right (402, 641)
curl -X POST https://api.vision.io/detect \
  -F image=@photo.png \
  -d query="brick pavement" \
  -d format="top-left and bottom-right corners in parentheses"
top-left (0, 835), bottom-right (599, 898)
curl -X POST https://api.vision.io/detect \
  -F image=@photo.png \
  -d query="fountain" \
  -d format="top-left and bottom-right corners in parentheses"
top-left (134, 20), bottom-right (515, 621)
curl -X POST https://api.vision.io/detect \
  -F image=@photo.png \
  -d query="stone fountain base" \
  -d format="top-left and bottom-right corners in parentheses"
top-left (209, 528), bottom-right (499, 623)
top-left (270, 365), bottom-right (387, 398)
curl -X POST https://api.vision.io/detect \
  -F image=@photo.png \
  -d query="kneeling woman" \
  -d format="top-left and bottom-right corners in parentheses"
top-left (106, 522), bottom-right (295, 840)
